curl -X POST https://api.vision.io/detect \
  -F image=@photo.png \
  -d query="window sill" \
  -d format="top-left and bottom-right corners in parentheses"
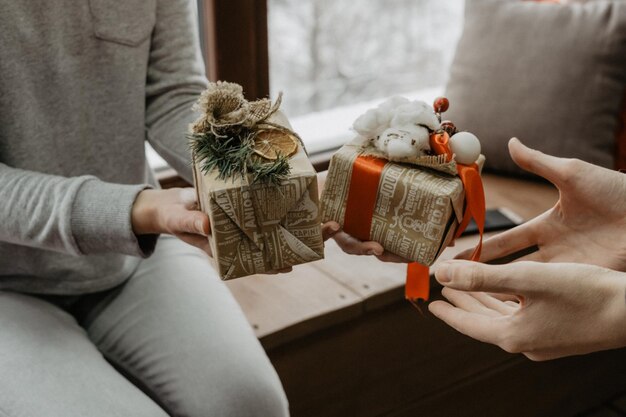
top-left (147, 85), bottom-right (444, 180)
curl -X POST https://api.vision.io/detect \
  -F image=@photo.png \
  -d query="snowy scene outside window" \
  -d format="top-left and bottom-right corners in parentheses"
top-left (268, 0), bottom-right (465, 153)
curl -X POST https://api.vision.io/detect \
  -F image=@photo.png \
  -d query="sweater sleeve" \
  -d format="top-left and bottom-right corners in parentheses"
top-left (144, 0), bottom-right (208, 184)
top-left (0, 163), bottom-right (156, 257)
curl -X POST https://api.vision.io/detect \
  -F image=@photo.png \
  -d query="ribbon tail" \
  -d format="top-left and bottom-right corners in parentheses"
top-left (406, 262), bottom-right (430, 302)
top-left (454, 164), bottom-right (486, 261)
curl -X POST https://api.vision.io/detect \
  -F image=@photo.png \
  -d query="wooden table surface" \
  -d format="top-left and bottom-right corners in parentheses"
top-left (225, 173), bottom-right (559, 349)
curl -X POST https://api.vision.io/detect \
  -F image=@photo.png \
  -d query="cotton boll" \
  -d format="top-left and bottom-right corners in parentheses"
top-left (386, 138), bottom-right (417, 160)
top-left (375, 108), bottom-right (392, 129)
top-left (408, 124), bottom-right (432, 153)
top-left (450, 132), bottom-right (481, 165)
top-left (353, 108), bottom-right (385, 138)
top-left (376, 125), bottom-right (431, 159)
top-left (378, 96), bottom-right (410, 113)
top-left (353, 97), bottom-right (440, 145)
top-left (390, 101), bottom-right (440, 132)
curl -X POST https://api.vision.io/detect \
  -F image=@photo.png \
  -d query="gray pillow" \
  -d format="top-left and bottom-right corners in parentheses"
top-left (445, 0), bottom-right (626, 176)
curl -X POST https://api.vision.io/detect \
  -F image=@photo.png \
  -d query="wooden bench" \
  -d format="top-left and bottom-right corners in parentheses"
top-left (226, 173), bottom-right (557, 348)
top-left (223, 173), bottom-right (626, 417)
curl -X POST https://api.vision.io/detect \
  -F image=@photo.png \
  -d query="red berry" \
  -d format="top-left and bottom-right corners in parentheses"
top-left (441, 120), bottom-right (457, 135)
top-left (433, 97), bottom-right (450, 113)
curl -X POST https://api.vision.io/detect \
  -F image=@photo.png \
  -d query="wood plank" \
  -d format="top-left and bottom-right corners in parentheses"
top-left (481, 174), bottom-right (558, 221)
top-left (310, 239), bottom-right (407, 310)
top-left (225, 261), bottom-right (362, 349)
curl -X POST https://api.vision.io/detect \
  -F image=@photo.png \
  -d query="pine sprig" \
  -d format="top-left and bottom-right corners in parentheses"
top-left (249, 154), bottom-right (291, 187)
top-left (189, 129), bottom-right (291, 185)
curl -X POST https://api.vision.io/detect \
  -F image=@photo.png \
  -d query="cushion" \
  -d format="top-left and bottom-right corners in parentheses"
top-left (445, 0), bottom-right (626, 175)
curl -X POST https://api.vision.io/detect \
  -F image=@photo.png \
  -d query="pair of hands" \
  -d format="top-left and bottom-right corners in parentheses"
top-left (430, 138), bottom-right (626, 360)
top-left (130, 188), bottom-right (401, 273)
top-left (130, 186), bottom-right (343, 274)
top-left (132, 138), bottom-right (626, 360)
top-left (324, 138), bottom-right (626, 360)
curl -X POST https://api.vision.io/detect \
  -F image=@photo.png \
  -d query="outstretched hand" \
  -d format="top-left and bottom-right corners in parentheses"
top-left (456, 138), bottom-right (626, 271)
top-left (429, 260), bottom-right (626, 361)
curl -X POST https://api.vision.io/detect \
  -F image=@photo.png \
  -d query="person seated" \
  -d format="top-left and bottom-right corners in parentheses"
top-left (0, 1), bottom-right (289, 416)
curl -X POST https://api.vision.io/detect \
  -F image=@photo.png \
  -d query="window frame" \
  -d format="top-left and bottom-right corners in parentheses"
top-left (198, 0), bottom-right (270, 101)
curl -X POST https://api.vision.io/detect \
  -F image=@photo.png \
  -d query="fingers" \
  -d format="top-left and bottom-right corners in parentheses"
top-left (322, 221), bottom-right (341, 240)
top-left (326, 223), bottom-right (408, 261)
top-left (428, 301), bottom-right (506, 345)
top-left (178, 187), bottom-right (199, 207)
top-left (456, 215), bottom-right (543, 262)
top-left (441, 287), bottom-right (501, 317)
top-left (176, 211), bottom-right (209, 236)
top-left (471, 292), bottom-right (518, 315)
top-left (508, 138), bottom-right (573, 187)
top-left (332, 230), bottom-right (384, 256)
top-left (435, 260), bottom-right (550, 294)
top-left (488, 292), bottom-right (520, 303)
top-left (376, 252), bottom-right (411, 263)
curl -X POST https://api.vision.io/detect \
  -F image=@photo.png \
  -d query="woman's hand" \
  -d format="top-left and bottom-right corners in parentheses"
top-left (322, 221), bottom-right (410, 263)
top-left (429, 260), bottom-right (626, 361)
top-left (132, 188), bottom-right (293, 273)
top-left (457, 138), bottom-right (626, 271)
top-left (131, 188), bottom-right (212, 254)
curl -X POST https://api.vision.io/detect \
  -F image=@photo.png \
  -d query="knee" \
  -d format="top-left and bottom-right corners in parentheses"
top-left (178, 361), bottom-right (289, 417)
top-left (224, 369), bottom-right (289, 417)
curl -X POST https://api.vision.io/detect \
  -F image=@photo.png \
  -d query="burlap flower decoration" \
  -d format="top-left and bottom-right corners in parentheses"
top-left (188, 81), bottom-right (299, 186)
top-left (190, 81), bottom-right (282, 136)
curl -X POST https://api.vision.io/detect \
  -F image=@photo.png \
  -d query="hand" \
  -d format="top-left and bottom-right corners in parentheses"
top-left (132, 188), bottom-right (212, 255)
top-left (429, 260), bottom-right (626, 361)
top-left (322, 221), bottom-right (410, 262)
top-left (132, 188), bottom-right (293, 273)
top-left (457, 138), bottom-right (626, 271)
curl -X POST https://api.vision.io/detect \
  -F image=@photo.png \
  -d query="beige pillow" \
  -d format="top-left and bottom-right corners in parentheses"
top-left (445, 0), bottom-right (626, 175)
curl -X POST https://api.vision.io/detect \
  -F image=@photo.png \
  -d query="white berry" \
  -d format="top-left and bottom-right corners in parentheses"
top-left (450, 132), bottom-right (481, 165)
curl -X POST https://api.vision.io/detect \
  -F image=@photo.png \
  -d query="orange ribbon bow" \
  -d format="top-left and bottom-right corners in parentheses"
top-left (343, 132), bottom-right (485, 303)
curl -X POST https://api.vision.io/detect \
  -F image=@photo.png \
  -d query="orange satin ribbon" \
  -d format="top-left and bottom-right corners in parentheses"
top-left (343, 156), bottom-right (388, 241)
top-left (343, 133), bottom-right (485, 303)
top-left (405, 132), bottom-right (485, 302)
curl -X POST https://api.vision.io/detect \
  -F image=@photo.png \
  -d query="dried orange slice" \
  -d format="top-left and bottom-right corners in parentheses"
top-left (252, 130), bottom-right (298, 160)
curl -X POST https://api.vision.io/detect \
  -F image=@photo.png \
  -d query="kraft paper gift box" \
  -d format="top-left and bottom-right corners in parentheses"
top-left (193, 140), bottom-right (325, 280)
top-left (321, 142), bottom-right (471, 268)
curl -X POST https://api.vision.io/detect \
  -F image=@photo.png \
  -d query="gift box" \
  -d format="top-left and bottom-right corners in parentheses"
top-left (193, 142), bottom-right (324, 280)
top-left (190, 82), bottom-right (324, 280)
top-left (321, 142), bottom-right (468, 267)
top-left (322, 95), bottom-right (486, 302)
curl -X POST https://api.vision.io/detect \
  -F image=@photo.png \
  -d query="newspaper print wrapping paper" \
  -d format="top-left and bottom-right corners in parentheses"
top-left (193, 142), bottom-right (324, 280)
top-left (321, 142), bottom-right (465, 266)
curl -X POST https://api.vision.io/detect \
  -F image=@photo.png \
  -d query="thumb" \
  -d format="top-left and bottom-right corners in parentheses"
top-left (508, 138), bottom-right (570, 186)
top-left (179, 212), bottom-right (209, 236)
top-left (435, 260), bottom-right (550, 295)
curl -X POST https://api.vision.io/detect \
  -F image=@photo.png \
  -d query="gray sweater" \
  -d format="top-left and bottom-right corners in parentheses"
top-left (0, 0), bottom-right (208, 294)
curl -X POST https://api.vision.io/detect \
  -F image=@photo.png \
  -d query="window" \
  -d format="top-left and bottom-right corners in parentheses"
top-left (268, 0), bottom-right (465, 154)
top-left (148, 1), bottom-right (466, 173)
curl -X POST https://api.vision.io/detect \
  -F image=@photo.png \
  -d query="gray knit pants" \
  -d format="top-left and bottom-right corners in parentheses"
top-left (0, 236), bottom-right (289, 417)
